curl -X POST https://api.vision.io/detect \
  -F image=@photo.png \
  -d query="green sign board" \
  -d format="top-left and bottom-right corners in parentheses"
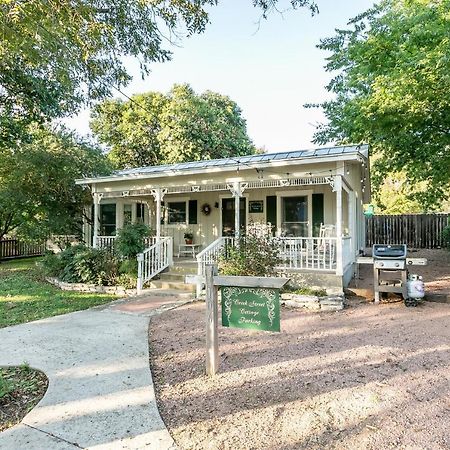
top-left (221, 286), bottom-right (281, 332)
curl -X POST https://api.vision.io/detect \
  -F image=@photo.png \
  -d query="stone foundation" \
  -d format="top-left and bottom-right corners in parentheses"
top-left (281, 293), bottom-right (344, 312)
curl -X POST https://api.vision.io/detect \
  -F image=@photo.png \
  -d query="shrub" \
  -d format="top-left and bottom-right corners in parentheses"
top-left (443, 223), bottom-right (450, 249)
top-left (115, 223), bottom-right (153, 259)
top-left (114, 273), bottom-right (137, 289)
top-left (41, 245), bottom-right (120, 285)
top-left (219, 232), bottom-right (281, 277)
top-left (70, 248), bottom-right (119, 285)
top-left (119, 259), bottom-right (138, 276)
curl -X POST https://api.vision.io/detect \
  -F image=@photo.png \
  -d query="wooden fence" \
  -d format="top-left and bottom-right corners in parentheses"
top-left (0, 238), bottom-right (46, 260)
top-left (366, 213), bottom-right (450, 249)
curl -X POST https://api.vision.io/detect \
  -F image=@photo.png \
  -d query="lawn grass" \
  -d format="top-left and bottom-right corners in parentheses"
top-left (0, 364), bottom-right (48, 432)
top-left (0, 258), bottom-right (118, 328)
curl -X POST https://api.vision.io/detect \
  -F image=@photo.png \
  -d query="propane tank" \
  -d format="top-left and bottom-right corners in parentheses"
top-left (407, 274), bottom-right (425, 299)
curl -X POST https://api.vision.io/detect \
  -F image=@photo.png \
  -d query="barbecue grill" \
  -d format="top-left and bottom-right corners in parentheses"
top-left (372, 244), bottom-right (409, 304)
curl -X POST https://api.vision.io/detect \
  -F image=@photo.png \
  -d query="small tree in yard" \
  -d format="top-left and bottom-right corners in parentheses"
top-left (219, 231), bottom-right (281, 277)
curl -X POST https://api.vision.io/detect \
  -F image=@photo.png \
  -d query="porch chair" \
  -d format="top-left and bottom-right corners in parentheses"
top-left (314, 223), bottom-right (336, 269)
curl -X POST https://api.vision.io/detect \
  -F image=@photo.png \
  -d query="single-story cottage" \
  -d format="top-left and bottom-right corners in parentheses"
top-left (76, 144), bottom-right (370, 293)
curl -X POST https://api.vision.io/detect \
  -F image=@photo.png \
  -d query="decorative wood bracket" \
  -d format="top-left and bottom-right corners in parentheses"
top-left (326, 176), bottom-right (335, 191)
top-left (227, 182), bottom-right (248, 197)
top-left (150, 188), bottom-right (168, 202)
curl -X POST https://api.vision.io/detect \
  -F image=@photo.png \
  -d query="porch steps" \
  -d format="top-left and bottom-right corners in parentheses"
top-left (149, 279), bottom-right (196, 292)
top-left (142, 288), bottom-right (194, 299)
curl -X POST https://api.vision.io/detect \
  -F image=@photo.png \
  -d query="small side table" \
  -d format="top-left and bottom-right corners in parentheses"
top-left (178, 243), bottom-right (201, 259)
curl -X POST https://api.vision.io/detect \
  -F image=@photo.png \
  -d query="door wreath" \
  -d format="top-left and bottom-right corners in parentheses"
top-left (201, 203), bottom-right (212, 216)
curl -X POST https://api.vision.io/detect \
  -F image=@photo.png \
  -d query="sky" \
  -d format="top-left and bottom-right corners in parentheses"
top-left (64, 0), bottom-right (375, 152)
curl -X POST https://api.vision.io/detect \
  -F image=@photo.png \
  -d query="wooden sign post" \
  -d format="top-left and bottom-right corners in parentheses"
top-left (189, 266), bottom-right (289, 377)
top-left (205, 264), bottom-right (219, 376)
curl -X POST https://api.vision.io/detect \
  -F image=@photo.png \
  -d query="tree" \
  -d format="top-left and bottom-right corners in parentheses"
top-left (90, 84), bottom-right (256, 168)
top-left (308, 0), bottom-right (450, 209)
top-left (1, 1), bottom-right (317, 126)
top-left (0, 125), bottom-right (111, 241)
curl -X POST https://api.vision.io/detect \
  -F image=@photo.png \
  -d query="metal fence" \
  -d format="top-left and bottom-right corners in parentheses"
top-left (0, 238), bottom-right (46, 260)
top-left (365, 213), bottom-right (450, 249)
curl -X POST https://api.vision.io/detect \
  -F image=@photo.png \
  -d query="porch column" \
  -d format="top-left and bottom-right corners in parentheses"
top-left (92, 192), bottom-right (102, 248)
top-left (348, 190), bottom-right (356, 257)
top-left (116, 201), bottom-right (123, 231)
top-left (229, 181), bottom-right (243, 240)
top-left (335, 176), bottom-right (343, 275)
top-left (151, 188), bottom-right (167, 242)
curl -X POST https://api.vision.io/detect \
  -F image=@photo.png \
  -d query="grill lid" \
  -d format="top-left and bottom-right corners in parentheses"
top-left (373, 244), bottom-right (407, 259)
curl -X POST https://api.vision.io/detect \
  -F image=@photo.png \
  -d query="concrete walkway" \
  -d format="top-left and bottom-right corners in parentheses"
top-left (0, 296), bottom-right (186, 449)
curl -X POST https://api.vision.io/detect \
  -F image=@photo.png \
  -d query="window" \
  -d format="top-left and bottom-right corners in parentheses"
top-left (282, 196), bottom-right (308, 237)
top-left (100, 204), bottom-right (116, 236)
top-left (188, 200), bottom-right (198, 224)
top-left (136, 203), bottom-right (145, 224)
top-left (123, 204), bottom-right (132, 225)
top-left (168, 201), bottom-right (187, 224)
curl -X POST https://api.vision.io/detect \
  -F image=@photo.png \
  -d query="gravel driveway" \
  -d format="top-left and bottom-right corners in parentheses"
top-left (149, 300), bottom-right (450, 450)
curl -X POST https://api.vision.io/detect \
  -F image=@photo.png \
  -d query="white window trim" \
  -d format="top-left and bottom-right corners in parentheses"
top-left (276, 189), bottom-right (313, 237)
top-left (164, 197), bottom-right (190, 226)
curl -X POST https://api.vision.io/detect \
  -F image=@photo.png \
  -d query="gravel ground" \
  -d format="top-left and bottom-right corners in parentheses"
top-left (149, 300), bottom-right (450, 450)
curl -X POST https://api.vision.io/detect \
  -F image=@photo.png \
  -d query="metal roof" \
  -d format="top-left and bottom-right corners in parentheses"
top-left (113, 144), bottom-right (368, 177)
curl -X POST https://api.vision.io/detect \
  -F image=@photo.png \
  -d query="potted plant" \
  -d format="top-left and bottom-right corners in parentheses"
top-left (184, 231), bottom-right (194, 244)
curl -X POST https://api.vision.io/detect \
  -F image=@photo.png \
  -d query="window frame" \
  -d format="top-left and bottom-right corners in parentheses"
top-left (164, 197), bottom-right (190, 225)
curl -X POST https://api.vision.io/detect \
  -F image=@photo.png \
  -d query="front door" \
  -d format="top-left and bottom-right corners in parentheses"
top-left (221, 198), bottom-right (246, 236)
top-left (281, 196), bottom-right (308, 237)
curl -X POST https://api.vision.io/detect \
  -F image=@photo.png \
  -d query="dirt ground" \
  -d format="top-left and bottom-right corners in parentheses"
top-left (149, 299), bottom-right (450, 450)
top-left (351, 249), bottom-right (450, 296)
top-left (0, 366), bottom-right (48, 432)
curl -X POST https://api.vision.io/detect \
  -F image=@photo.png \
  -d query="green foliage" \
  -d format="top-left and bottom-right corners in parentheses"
top-left (0, 124), bottom-right (111, 241)
top-left (115, 224), bottom-right (153, 259)
top-left (442, 223), bottom-right (450, 249)
top-left (114, 273), bottom-right (138, 290)
top-left (41, 245), bottom-right (119, 285)
top-left (90, 84), bottom-right (256, 169)
top-left (0, 374), bottom-right (14, 399)
top-left (1, 0), bottom-right (316, 150)
top-left (308, 0), bottom-right (450, 209)
top-left (219, 233), bottom-right (281, 277)
top-left (0, 258), bottom-right (117, 328)
top-left (119, 259), bottom-right (138, 277)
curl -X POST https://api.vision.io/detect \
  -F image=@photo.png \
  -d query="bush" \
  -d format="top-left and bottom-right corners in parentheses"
top-left (219, 232), bottom-right (281, 277)
top-left (115, 223), bottom-right (153, 259)
top-left (443, 223), bottom-right (450, 249)
top-left (114, 273), bottom-right (137, 289)
top-left (41, 245), bottom-right (120, 285)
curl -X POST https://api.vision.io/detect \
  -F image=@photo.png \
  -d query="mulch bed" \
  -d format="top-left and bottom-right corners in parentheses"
top-left (149, 300), bottom-right (450, 450)
top-left (0, 366), bottom-right (48, 432)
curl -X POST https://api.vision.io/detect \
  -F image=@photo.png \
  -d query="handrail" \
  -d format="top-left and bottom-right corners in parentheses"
top-left (136, 237), bottom-right (173, 293)
top-left (196, 236), bottom-right (235, 297)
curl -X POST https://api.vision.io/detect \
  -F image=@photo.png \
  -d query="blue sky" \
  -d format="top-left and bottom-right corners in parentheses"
top-left (65, 0), bottom-right (375, 152)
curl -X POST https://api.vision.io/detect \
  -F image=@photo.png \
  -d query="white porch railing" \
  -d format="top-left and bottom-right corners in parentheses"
top-left (136, 237), bottom-right (173, 293)
top-left (277, 237), bottom-right (337, 271)
top-left (96, 236), bottom-right (116, 251)
top-left (196, 237), bottom-right (235, 277)
top-left (96, 236), bottom-right (156, 252)
top-left (342, 236), bottom-right (352, 271)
